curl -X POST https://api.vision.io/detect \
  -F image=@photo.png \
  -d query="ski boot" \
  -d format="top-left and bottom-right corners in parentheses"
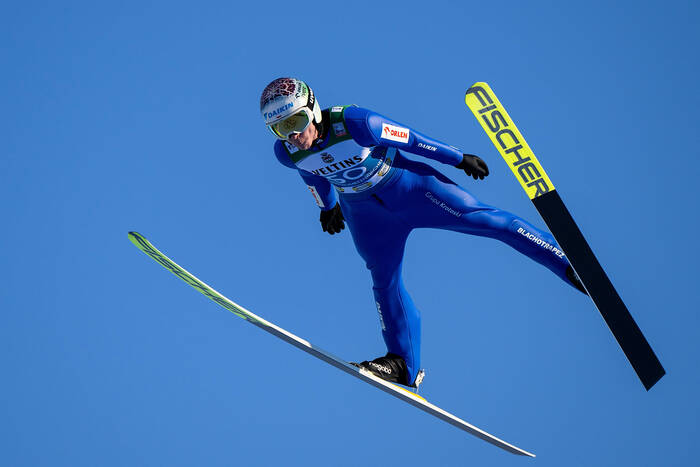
top-left (351, 353), bottom-right (425, 389)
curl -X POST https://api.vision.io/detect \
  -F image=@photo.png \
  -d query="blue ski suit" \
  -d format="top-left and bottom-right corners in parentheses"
top-left (273, 106), bottom-right (577, 385)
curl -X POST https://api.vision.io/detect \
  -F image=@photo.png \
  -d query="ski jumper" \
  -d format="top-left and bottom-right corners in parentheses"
top-left (273, 106), bottom-right (577, 385)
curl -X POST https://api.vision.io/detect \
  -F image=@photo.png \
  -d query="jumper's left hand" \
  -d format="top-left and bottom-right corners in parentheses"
top-left (457, 154), bottom-right (489, 180)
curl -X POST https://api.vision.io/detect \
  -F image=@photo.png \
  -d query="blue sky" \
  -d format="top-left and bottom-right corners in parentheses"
top-left (2, 1), bottom-right (699, 466)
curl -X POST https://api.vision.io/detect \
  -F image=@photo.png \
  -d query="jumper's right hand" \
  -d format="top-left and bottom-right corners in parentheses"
top-left (457, 154), bottom-right (489, 180)
top-left (320, 203), bottom-right (345, 235)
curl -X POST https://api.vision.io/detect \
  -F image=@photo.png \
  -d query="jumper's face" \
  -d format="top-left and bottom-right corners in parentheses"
top-left (287, 122), bottom-right (318, 150)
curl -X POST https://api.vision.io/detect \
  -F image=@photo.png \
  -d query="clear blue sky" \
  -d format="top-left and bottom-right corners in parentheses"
top-left (2, 1), bottom-right (698, 466)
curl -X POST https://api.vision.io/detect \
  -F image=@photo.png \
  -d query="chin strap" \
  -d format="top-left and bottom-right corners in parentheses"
top-left (312, 108), bottom-right (330, 146)
top-left (314, 116), bottom-right (324, 139)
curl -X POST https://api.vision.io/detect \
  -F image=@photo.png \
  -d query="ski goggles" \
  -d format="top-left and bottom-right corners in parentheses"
top-left (267, 108), bottom-right (313, 139)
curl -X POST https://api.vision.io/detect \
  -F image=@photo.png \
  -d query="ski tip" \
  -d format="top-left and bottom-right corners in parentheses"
top-left (464, 82), bottom-right (493, 108)
top-left (128, 231), bottom-right (148, 248)
top-left (465, 81), bottom-right (489, 96)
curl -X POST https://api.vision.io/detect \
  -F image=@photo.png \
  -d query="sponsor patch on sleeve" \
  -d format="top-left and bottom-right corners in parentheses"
top-left (381, 123), bottom-right (410, 144)
top-left (284, 141), bottom-right (299, 154)
top-left (333, 122), bottom-right (347, 136)
top-left (331, 106), bottom-right (344, 113)
top-left (307, 185), bottom-right (325, 208)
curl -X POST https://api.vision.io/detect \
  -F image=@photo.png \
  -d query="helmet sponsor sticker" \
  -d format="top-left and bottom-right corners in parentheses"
top-left (264, 102), bottom-right (295, 121)
top-left (296, 83), bottom-right (308, 98)
top-left (381, 123), bottom-right (410, 144)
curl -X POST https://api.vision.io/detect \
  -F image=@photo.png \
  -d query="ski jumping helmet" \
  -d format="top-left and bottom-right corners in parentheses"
top-left (260, 78), bottom-right (322, 139)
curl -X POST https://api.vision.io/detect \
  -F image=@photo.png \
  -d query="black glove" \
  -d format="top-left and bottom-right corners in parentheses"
top-left (457, 154), bottom-right (489, 180)
top-left (320, 203), bottom-right (345, 235)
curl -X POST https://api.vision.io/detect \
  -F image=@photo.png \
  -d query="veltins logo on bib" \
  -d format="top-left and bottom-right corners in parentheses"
top-left (381, 123), bottom-right (410, 144)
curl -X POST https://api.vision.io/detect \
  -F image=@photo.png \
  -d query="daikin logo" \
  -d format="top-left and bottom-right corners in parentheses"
top-left (264, 102), bottom-right (295, 120)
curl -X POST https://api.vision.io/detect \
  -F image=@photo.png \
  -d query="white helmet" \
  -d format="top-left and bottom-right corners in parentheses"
top-left (260, 78), bottom-right (322, 139)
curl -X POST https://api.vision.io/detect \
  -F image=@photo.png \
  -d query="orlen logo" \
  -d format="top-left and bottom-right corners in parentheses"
top-left (381, 123), bottom-right (410, 144)
top-left (263, 102), bottom-right (294, 121)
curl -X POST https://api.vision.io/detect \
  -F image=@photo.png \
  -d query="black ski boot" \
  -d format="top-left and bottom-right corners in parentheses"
top-left (351, 353), bottom-right (424, 388)
top-left (566, 265), bottom-right (588, 295)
